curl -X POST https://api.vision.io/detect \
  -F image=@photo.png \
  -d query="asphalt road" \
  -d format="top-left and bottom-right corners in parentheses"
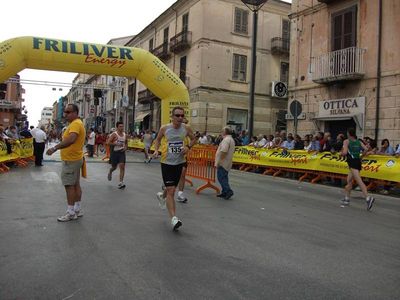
top-left (0, 152), bottom-right (399, 299)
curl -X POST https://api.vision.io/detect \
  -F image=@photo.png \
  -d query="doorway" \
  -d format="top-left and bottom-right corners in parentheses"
top-left (325, 118), bottom-right (356, 139)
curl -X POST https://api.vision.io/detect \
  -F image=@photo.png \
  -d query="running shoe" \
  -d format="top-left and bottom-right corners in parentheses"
top-left (177, 195), bottom-right (188, 203)
top-left (366, 196), bottom-right (375, 211)
top-left (118, 183), bottom-right (126, 189)
top-left (340, 198), bottom-right (350, 207)
top-left (75, 210), bottom-right (84, 218)
top-left (157, 192), bottom-right (166, 210)
top-left (171, 216), bottom-right (182, 231)
top-left (57, 213), bottom-right (78, 222)
top-left (107, 170), bottom-right (112, 181)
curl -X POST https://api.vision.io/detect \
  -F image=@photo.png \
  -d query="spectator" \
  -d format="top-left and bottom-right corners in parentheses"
top-left (332, 134), bottom-right (345, 153)
top-left (199, 132), bottom-right (209, 144)
top-left (282, 134), bottom-right (295, 150)
top-left (395, 144), bottom-right (400, 157)
top-left (377, 139), bottom-right (395, 155)
top-left (310, 135), bottom-right (320, 151)
top-left (6, 125), bottom-right (19, 139)
top-left (294, 134), bottom-right (304, 150)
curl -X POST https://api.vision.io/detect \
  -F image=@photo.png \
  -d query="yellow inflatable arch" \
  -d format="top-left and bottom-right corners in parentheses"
top-left (0, 36), bottom-right (189, 125)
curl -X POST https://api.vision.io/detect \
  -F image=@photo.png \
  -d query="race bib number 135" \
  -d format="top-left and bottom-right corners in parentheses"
top-left (168, 141), bottom-right (183, 153)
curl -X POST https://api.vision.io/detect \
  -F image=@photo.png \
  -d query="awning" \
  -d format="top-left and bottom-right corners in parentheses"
top-left (135, 112), bottom-right (150, 122)
top-left (311, 114), bottom-right (363, 129)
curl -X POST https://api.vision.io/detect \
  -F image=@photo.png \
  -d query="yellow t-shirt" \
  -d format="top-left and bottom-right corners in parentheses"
top-left (60, 119), bottom-right (86, 161)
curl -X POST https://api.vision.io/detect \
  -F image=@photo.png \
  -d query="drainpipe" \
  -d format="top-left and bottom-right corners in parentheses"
top-left (374, 0), bottom-right (382, 141)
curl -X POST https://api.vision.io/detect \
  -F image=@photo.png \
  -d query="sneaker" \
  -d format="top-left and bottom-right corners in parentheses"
top-left (340, 198), bottom-right (350, 207)
top-left (57, 213), bottom-right (78, 222)
top-left (366, 196), bottom-right (375, 211)
top-left (216, 193), bottom-right (226, 198)
top-left (224, 191), bottom-right (234, 200)
top-left (171, 216), bottom-right (182, 231)
top-left (107, 170), bottom-right (112, 181)
top-left (177, 195), bottom-right (188, 203)
top-left (75, 210), bottom-right (84, 218)
top-left (118, 183), bottom-right (126, 189)
top-left (157, 192), bottom-right (166, 210)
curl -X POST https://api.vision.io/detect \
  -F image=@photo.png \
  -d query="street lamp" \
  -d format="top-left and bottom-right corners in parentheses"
top-left (241, 0), bottom-right (268, 139)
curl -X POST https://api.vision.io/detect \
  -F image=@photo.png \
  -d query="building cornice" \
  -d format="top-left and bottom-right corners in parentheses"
top-left (289, 3), bottom-right (325, 19)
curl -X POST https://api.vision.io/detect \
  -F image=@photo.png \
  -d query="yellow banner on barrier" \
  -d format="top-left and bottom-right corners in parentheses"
top-left (233, 147), bottom-right (400, 182)
top-left (126, 139), bottom-right (400, 182)
top-left (19, 138), bottom-right (34, 158)
top-left (0, 138), bottom-right (34, 163)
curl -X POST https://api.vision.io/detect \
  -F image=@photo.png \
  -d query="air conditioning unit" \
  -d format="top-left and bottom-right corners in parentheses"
top-left (271, 81), bottom-right (288, 98)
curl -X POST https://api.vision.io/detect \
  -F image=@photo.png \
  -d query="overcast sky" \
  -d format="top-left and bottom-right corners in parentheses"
top-left (1, 0), bottom-right (291, 126)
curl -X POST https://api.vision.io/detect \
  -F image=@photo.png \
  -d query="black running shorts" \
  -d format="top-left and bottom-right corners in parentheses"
top-left (110, 150), bottom-right (126, 167)
top-left (161, 163), bottom-right (184, 187)
top-left (347, 156), bottom-right (362, 171)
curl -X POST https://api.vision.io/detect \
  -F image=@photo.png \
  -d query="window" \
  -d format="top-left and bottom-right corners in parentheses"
top-left (182, 13), bottom-right (189, 32)
top-left (332, 6), bottom-right (357, 51)
top-left (234, 8), bottom-right (248, 34)
top-left (232, 54), bottom-right (247, 82)
top-left (163, 27), bottom-right (169, 44)
top-left (0, 83), bottom-right (6, 100)
top-left (179, 56), bottom-right (187, 83)
top-left (280, 62), bottom-right (289, 83)
top-left (149, 38), bottom-right (154, 51)
top-left (282, 19), bottom-right (290, 41)
top-left (227, 108), bottom-right (248, 132)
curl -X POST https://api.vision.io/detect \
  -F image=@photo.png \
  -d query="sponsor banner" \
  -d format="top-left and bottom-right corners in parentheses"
top-left (19, 138), bottom-right (34, 158)
top-left (0, 139), bottom-right (34, 163)
top-left (233, 146), bottom-right (400, 182)
top-left (126, 140), bottom-right (400, 182)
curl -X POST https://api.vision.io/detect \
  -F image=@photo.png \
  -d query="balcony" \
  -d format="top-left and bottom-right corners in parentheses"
top-left (170, 31), bottom-right (192, 53)
top-left (317, 0), bottom-right (336, 3)
top-left (137, 89), bottom-right (157, 105)
top-left (271, 37), bottom-right (289, 55)
top-left (311, 47), bottom-right (366, 84)
top-left (151, 43), bottom-right (171, 61)
top-left (0, 100), bottom-right (20, 110)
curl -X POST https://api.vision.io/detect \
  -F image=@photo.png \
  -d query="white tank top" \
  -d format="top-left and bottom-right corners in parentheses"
top-left (113, 132), bottom-right (126, 152)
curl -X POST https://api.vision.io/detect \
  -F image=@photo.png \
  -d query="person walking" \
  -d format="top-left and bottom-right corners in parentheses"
top-left (87, 128), bottom-right (95, 157)
top-left (341, 128), bottom-right (375, 210)
top-left (33, 125), bottom-right (47, 166)
top-left (153, 106), bottom-right (196, 230)
top-left (142, 129), bottom-right (153, 163)
top-left (107, 121), bottom-right (127, 189)
top-left (46, 104), bottom-right (86, 222)
top-left (215, 127), bottom-right (236, 200)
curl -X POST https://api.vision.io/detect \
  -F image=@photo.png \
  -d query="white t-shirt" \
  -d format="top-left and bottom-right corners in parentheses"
top-left (88, 131), bottom-right (95, 145)
top-left (199, 136), bottom-right (208, 144)
top-left (215, 135), bottom-right (236, 171)
top-left (35, 129), bottom-right (47, 143)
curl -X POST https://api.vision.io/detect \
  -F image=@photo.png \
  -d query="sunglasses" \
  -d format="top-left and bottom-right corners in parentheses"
top-left (64, 111), bottom-right (73, 114)
top-left (174, 114), bottom-right (185, 118)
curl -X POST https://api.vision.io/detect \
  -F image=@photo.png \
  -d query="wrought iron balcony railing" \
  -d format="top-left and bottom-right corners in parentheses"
top-left (170, 31), bottom-right (192, 53)
top-left (151, 43), bottom-right (171, 60)
top-left (271, 37), bottom-right (289, 55)
top-left (311, 47), bottom-right (366, 84)
top-left (137, 89), bottom-right (157, 104)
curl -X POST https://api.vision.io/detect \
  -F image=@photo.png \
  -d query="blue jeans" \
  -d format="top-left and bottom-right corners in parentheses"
top-left (217, 166), bottom-right (232, 195)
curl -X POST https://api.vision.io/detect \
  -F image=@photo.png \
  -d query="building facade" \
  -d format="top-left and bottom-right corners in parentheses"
top-left (126, 0), bottom-right (291, 135)
top-left (287, 0), bottom-right (400, 145)
top-left (39, 107), bottom-right (53, 128)
top-left (0, 75), bottom-right (26, 127)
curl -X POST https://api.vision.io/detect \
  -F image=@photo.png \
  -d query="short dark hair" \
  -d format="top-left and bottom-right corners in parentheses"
top-left (172, 106), bottom-right (185, 115)
top-left (67, 103), bottom-right (79, 114)
top-left (348, 128), bottom-right (356, 138)
top-left (381, 138), bottom-right (389, 146)
top-left (116, 121), bottom-right (123, 127)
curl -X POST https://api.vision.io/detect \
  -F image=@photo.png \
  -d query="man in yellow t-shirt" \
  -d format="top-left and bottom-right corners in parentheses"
top-left (46, 104), bottom-right (86, 222)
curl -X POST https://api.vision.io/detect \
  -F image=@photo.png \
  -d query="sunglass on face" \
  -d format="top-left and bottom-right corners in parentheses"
top-left (64, 111), bottom-right (73, 114)
top-left (174, 114), bottom-right (184, 118)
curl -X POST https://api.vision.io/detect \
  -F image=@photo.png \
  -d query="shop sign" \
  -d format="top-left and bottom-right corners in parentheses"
top-left (319, 97), bottom-right (365, 118)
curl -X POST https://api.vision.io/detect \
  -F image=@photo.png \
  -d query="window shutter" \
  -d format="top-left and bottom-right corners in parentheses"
top-left (242, 11), bottom-right (248, 33)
